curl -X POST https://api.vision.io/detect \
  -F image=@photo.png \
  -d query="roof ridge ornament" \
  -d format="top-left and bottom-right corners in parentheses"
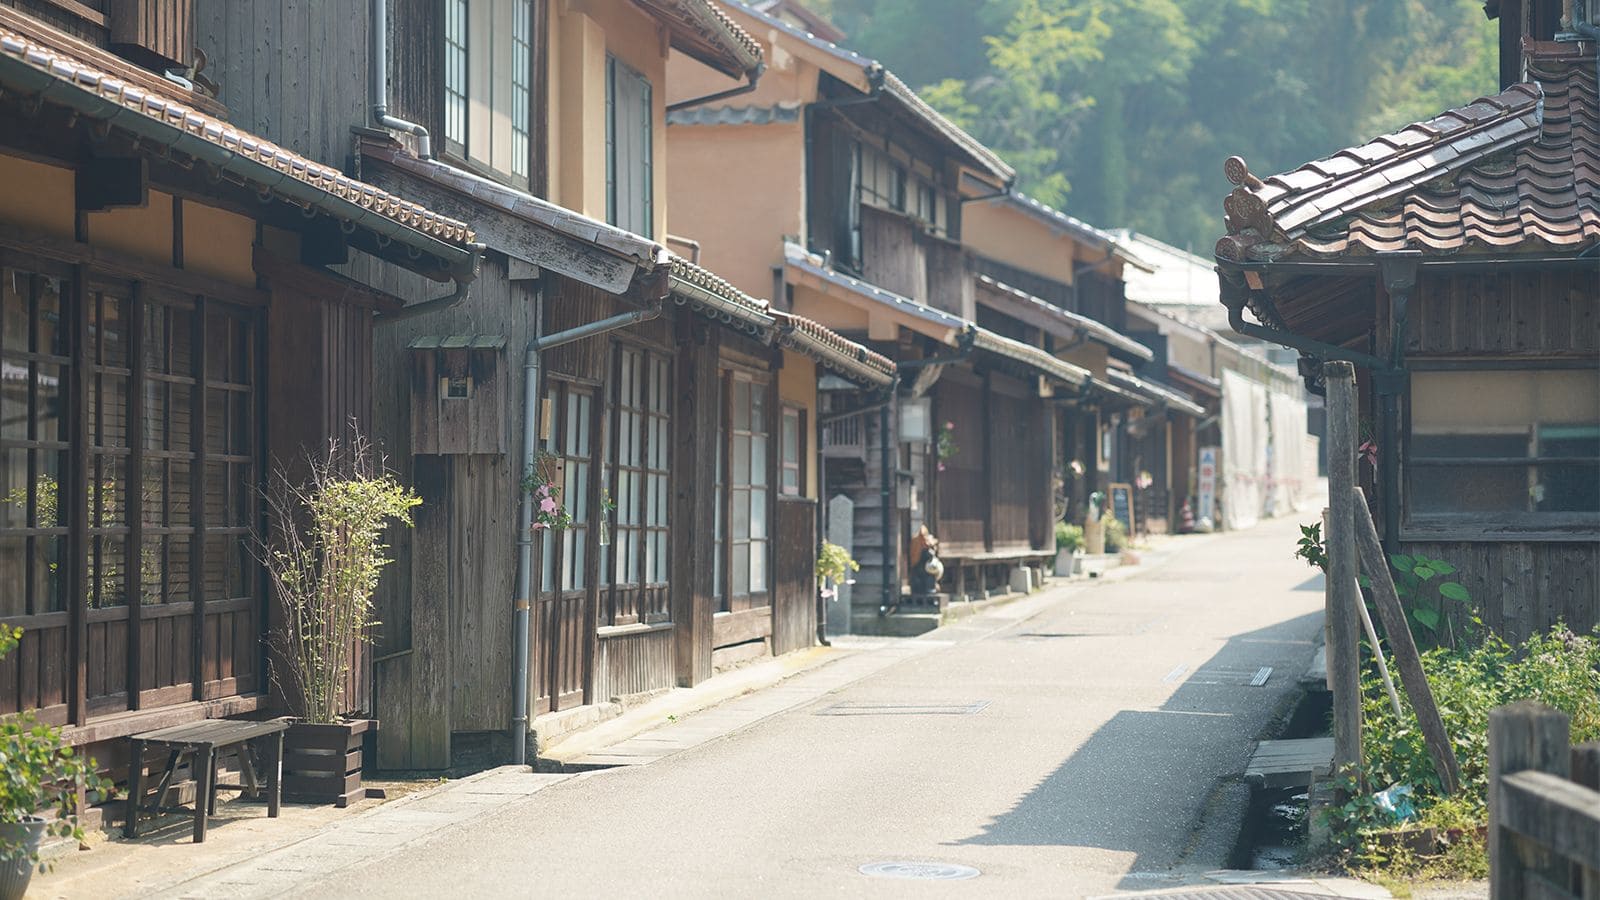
top-left (1223, 156), bottom-right (1265, 190)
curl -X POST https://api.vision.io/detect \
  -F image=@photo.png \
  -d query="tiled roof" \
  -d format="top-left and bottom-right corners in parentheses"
top-left (633, 0), bottom-right (763, 79)
top-left (668, 254), bottom-right (775, 338)
top-left (783, 241), bottom-right (969, 335)
top-left (0, 23), bottom-right (477, 261)
top-left (968, 326), bottom-right (1090, 387)
top-left (1106, 369), bottom-right (1206, 418)
top-left (1216, 42), bottom-right (1599, 262)
top-left (975, 274), bottom-right (1154, 361)
top-left (774, 311), bottom-right (896, 386)
top-left (724, 1), bottom-right (1014, 185)
top-left (666, 102), bottom-right (801, 126)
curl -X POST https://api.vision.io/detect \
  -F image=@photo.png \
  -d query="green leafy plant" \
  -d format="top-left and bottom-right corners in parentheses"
top-left (1386, 553), bottom-right (1473, 640)
top-left (0, 626), bottom-right (111, 871)
top-left (1294, 521), bottom-right (1328, 572)
top-left (263, 437), bottom-right (421, 724)
top-left (1103, 514), bottom-right (1127, 553)
top-left (816, 541), bottom-right (860, 585)
top-left (1055, 522), bottom-right (1083, 552)
top-left (935, 421), bottom-right (959, 467)
top-left (1322, 625), bottom-right (1600, 876)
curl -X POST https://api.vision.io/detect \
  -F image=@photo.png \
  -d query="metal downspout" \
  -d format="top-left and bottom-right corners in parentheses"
top-left (371, 0), bottom-right (434, 158)
top-left (666, 63), bottom-right (767, 113)
top-left (511, 303), bottom-right (662, 766)
top-left (878, 377), bottom-right (897, 616)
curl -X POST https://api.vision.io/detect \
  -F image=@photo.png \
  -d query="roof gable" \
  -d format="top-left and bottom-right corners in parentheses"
top-left (1216, 41), bottom-right (1598, 263)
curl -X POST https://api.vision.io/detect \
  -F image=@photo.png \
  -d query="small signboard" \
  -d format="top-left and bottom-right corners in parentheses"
top-left (1108, 482), bottom-right (1135, 536)
top-left (1198, 446), bottom-right (1219, 523)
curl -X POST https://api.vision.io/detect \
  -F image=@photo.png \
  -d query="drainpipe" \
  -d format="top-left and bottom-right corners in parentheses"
top-left (510, 301), bottom-right (662, 766)
top-left (378, 254), bottom-right (485, 322)
top-left (371, 0), bottom-right (433, 159)
top-left (666, 63), bottom-right (767, 113)
top-left (877, 376), bottom-right (898, 615)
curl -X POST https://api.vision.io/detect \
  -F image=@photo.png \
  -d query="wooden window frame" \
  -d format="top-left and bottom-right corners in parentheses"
top-left (601, 345), bottom-right (670, 627)
top-left (715, 368), bottom-right (773, 612)
top-left (1402, 361), bottom-right (1600, 541)
top-left (604, 54), bottom-right (654, 238)
top-left (779, 405), bottom-right (805, 497)
top-left (438, 0), bottom-right (536, 191)
top-left (539, 378), bottom-right (595, 597)
top-left (0, 250), bottom-right (263, 724)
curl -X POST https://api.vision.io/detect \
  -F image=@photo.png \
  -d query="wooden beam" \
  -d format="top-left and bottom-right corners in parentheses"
top-left (68, 265), bottom-right (90, 726)
top-left (0, 225), bottom-right (269, 309)
top-left (1323, 360), bottom-right (1363, 786)
top-left (1354, 487), bottom-right (1462, 795)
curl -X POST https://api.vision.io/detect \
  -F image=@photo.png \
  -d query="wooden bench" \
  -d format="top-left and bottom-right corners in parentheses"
top-left (125, 718), bottom-right (288, 844)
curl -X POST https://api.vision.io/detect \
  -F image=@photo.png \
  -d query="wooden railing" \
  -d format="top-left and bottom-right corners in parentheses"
top-left (1489, 702), bottom-right (1600, 900)
top-left (821, 414), bottom-right (867, 461)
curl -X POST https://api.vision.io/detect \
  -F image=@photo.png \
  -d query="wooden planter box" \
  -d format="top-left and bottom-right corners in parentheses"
top-left (283, 719), bottom-right (376, 808)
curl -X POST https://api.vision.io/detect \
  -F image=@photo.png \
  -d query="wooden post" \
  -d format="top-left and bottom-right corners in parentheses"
top-left (1323, 361), bottom-right (1363, 785)
top-left (1354, 487), bottom-right (1462, 795)
top-left (1489, 702), bottom-right (1571, 900)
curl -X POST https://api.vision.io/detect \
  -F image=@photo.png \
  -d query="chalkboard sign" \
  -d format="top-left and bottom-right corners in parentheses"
top-left (1108, 482), bottom-right (1135, 537)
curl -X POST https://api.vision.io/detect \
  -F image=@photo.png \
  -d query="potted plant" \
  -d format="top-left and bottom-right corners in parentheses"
top-left (0, 626), bottom-right (109, 899)
top-left (1053, 522), bottom-right (1083, 576)
top-left (262, 437), bottom-right (420, 807)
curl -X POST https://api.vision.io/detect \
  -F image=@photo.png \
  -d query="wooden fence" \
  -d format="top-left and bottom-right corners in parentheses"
top-left (1488, 702), bottom-right (1600, 900)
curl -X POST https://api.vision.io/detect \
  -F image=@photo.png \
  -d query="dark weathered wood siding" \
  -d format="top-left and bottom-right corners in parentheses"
top-left (1400, 540), bottom-right (1600, 645)
top-left (771, 498), bottom-right (817, 656)
top-left (1406, 269), bottom-right (1600, 356)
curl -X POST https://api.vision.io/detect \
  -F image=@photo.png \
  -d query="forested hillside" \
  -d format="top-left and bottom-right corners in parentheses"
top-left (806, 0), bottom-right (1498, 253)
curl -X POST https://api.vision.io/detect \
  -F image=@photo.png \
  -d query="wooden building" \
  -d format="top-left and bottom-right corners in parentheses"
top-left (188, 0), bottom-right (892, 768)
top-left (667, 2), bottom-right (1170, 627)
top-left (1214, 3), bottom-right (1599, 641)
top-left (0, 2), bottom-right (480, 765)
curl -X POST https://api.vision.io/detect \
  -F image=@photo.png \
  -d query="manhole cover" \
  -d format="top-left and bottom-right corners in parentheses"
top-left (817, 701), bottom-right (990, 716)
top-left (859, 861), bottom-right (981, 881)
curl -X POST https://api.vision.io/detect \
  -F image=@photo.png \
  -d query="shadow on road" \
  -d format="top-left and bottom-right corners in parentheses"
top-left (953, 610), bottom-right (1322, 877)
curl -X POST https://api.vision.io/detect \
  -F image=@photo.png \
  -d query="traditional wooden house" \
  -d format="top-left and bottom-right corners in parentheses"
top-left (960, 194), bottom-right (1206, 536)
top-left (1110, 230), bottom-right (1315, 530)
top-left (668, 1), bottom-right (1164, 627)
top-left (1214, 1), bottom-right (1599, 641)
top-left (0, 1), bottom-right (480, 770)
top-left (190, 0), bottom-right (893, 769)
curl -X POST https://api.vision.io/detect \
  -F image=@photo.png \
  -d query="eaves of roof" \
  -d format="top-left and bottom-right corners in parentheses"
top-left (668, 254), bottom-right (775, 339)
top-left (968, 326), bottom-right (1090, 387)
top-left (1106, 369), bottom-right (1207, 418)
top-left (975, 274), bottom-right (1153, 362)
top-left (782, 241), bottom-right (968, 340)
top-left (1166, 362), bottom-right (1222, 398)
top-left (723, 1), bottom-right (1014, 185)
top-left (632, 0), bottom-right (763, 79)
top-left (0, 22), bottom-right (479, 276)
top-left (774, 310), bottom-right (896, 387)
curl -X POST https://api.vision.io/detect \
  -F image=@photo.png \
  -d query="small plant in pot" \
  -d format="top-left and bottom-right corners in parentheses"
top-left (0, 626), bottom-right (110, 899)
top-left (262, 437), bottom-right (420, 807)
top-left (1053, 522), bottom-right (1083, 576)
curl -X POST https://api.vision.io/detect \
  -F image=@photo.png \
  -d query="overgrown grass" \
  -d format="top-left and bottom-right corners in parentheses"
top-left (1320, 625), bottom-right (1600, 880)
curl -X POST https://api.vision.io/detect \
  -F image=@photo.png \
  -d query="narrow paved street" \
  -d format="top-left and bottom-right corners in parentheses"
top-left (281, 514), bottom-right (1326, 899)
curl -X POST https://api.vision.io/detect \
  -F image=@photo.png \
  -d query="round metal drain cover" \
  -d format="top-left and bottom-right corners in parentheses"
top-left (859, 861), bottom-right (981, 881)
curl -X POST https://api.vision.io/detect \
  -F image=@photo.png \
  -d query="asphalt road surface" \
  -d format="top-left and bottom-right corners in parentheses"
top-left (306, 514), bottom-right (1326, 899)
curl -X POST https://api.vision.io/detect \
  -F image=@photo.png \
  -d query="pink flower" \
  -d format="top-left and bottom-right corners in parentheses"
top-left (532, 522), bottom-right (548, 532)
top-left (539, 496), bottom-right (559, 514)
top-left (944, 421), bottom-right (955, 430)
top-left (937, 462), bottom-right (946, 472)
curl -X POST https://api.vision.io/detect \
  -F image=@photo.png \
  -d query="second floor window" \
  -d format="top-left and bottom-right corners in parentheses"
top-left (606, 55), bottom-right (653, 237)
top-left (442, 0), bottom-right (535, 187)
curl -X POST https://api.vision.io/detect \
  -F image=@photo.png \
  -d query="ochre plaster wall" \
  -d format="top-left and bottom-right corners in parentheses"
top-left (666, 121), bottom-right (805, 300)
top-left (182, 202), bottom-right (256, 286)
top-left (777, 349), bottom-right (818, 498)
top-left (87, 190), bottom-right (175, 265)
top-left (0, 154), bottom-right (74, 239)
top-left (962, 200), bottom-right (1082, 288)
top-left (548, 0), bottom-right (671, 239)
